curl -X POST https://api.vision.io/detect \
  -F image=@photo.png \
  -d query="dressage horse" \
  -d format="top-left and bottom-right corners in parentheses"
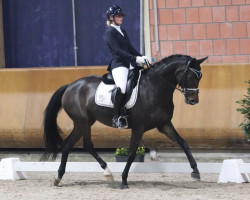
top-left (42, 54), bottom-right (208, 189)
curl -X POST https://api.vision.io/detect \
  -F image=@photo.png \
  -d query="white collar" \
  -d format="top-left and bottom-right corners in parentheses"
top-left (111, 24), bottom-right (124, 36)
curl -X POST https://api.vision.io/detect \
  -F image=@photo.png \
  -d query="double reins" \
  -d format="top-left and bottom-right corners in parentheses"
top-left (144, 58), bottom-right (201, 95)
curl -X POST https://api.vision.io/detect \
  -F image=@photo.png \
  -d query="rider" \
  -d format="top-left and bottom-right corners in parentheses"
top-left (105, 5), bottom-right (148, 129)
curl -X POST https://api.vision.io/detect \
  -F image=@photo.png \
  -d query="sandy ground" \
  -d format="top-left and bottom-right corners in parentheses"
top-left (0, 150), bottom-right (250, 200)
top-left (0, 172), bottom-right (249, 200)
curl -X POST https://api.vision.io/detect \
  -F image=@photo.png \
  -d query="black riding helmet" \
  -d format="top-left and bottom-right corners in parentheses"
top-left (106, 5), bottom-right (125, 20)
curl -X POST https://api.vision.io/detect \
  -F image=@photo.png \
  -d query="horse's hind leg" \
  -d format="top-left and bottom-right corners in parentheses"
top-left (121, 128), bottom-right (144, 189)
top-left (82, 125), bottom-right (113, 180)
top-left (158, 122), bottom-right (200, 180)
top-left (54, 125), bottom-right (82, 186)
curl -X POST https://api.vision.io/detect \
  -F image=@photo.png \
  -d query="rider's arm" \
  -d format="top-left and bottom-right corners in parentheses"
top-left (105, 30), bottom-right (137, 64)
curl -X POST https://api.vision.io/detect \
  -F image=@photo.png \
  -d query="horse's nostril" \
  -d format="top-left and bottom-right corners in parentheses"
top-left (190, 100), bottom-right (196, 105)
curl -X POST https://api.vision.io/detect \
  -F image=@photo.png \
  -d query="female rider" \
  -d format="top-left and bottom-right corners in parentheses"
top-left (105, 5), bottom-right (148, 129)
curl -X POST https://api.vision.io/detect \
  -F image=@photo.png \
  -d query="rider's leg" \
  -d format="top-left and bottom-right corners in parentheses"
top-left (112, 66), bottom-right (128, 94)
top-left (112, 87), bottom-right (125, 128)
top-left (112, 66), bottom-right (128, 128)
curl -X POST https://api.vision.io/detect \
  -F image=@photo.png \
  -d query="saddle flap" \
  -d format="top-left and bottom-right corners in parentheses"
top-left (125, 69), bottom-right (140, 103)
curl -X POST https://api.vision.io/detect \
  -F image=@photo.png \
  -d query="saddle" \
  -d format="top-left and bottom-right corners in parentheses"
top-left (101, 67), bottom-right (140, 104)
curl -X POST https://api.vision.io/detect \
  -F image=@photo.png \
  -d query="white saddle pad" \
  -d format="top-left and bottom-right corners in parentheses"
top-left (95, 71), bottom-right (141, 109)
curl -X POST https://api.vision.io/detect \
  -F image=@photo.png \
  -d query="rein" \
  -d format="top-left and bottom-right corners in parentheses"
top-left (145, 59), bottom-right (182, 93)
top-left (145, 58), bottom-right (201, 95)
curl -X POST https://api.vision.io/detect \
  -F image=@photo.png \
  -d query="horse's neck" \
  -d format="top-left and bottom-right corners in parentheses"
top-left (141, 64), bottom-right (177, 101)
top-left (152, 63), bottom-right (178, 86)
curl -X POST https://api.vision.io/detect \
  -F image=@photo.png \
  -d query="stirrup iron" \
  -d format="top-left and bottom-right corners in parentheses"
top-left (118, 115), bottom-right (128, 129)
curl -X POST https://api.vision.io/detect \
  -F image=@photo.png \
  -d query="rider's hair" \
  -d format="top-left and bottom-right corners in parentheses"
top-left (106, 20), bottom-right (111, 27)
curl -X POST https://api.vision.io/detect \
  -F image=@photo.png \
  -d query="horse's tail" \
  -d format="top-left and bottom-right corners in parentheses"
top-left (41, 84), bottom-right (68, 161)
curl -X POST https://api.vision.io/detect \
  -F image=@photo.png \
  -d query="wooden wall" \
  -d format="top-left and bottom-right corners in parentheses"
top-left (0, 64), bottom-right (249, 149)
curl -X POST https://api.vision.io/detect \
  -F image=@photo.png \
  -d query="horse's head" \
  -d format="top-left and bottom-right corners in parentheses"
top-left (175, 56), bottom-right (208, 105)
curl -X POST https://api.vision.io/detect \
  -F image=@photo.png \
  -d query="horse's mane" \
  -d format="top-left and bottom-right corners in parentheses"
top-left (142, 54), bottom-right (193, 76)
top-left (152, 54), bottom-right (192, 68)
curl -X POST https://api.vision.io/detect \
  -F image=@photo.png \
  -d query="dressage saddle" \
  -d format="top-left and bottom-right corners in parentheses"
top-left (101, 67), bottom-right (140, 104)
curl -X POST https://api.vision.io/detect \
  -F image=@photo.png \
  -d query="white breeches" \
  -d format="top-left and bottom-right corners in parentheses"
top-left (112, 66), bottom-right (129, 94)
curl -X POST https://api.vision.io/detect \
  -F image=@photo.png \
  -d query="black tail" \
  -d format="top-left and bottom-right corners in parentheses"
top-left (41, 84), bottom-right (68, 161)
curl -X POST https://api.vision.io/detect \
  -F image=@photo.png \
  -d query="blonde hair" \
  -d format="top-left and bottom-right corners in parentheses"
top-left (106, 20), bottom-right (111, 27)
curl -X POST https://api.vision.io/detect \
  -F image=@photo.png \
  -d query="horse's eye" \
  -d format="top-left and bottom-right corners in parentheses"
top-left (188, 73), bottom-right (196, 79)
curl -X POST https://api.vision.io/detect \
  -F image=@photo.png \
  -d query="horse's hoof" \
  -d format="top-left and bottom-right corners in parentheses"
top-left (191, 172), bottom-right (201, 180)
top-left (120, 184), bottom-right (129, 189)
top-left (104, 174), bottom-right (114, 182)
top-left (54, 178), bottom-right (62, 186)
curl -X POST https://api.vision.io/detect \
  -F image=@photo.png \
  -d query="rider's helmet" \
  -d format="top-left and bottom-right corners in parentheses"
top-left (106, 5), bottom-right (125, 20)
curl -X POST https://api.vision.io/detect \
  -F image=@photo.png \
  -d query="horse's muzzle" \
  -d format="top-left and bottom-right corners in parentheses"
top-left (185, 94), bottom-right (199, 105)
top-left (187, 99), bottom-right (199, 105)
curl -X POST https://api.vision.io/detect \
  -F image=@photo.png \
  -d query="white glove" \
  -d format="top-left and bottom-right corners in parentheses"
top-left (142, 56), bottom-right (149, 62)
top-left (136, 56), bottom-right (146, 64)
top-left (142, 56), bottom-right (150, 66)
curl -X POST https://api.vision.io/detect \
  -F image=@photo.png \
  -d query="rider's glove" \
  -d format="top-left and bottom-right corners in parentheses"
top-left (142, 56), bottom-right (149, 63)
top-left (136, 56), bottom-right (146, 64)
top-left (142, 56), bottom-right (151, 68)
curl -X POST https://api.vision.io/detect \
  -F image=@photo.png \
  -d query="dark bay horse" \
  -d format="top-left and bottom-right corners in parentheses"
top-left (42, 54), bottom-right (208, 189)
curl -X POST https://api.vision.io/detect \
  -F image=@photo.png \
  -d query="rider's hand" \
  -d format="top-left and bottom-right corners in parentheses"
top-left (136, 56), bottom-right (146, 64)
top-left (142, 56), bottom-right (149, 63)
top-left (142, 56), bottom-right (151, 69)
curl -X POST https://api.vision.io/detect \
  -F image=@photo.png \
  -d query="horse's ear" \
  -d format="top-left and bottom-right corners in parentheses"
top-left (197, 56), bottom-right (208, 64)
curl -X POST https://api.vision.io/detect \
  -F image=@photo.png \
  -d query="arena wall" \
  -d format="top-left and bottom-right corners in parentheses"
top-left (0, 64), bottom-right (249, 149)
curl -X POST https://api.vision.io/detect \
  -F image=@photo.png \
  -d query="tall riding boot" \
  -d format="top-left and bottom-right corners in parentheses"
top-left (112, 88), bottom-right (127, 128)
top-left (119, 94), bottom-right (129, 128)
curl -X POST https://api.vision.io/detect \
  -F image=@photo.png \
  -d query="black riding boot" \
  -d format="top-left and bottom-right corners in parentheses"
top-left (112, 88), bottom-right (128, 129)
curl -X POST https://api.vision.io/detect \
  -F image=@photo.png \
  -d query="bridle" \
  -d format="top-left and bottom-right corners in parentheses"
top-left (145, 58), bottom-right (202, 95)
top-left (178, 58), bottom-right (202, 95)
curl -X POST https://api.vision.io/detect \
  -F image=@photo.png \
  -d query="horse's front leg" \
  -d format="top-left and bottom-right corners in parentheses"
top-left (121, 129), bottom-right (144, 189)
top-left (158, 122), bottom-right (200, 180)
